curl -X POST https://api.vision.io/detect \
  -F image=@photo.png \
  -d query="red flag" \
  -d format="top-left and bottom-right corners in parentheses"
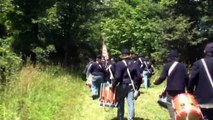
top-left (102, 41), bottom-right (109, 60)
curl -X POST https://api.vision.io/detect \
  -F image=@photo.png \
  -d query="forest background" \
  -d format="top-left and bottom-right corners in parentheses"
top-left (0, 0), bottom-right (213, 73)
top-left (0, 0), bottom-right (212, 119)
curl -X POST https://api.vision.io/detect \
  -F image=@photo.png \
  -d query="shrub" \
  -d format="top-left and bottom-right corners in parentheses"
top-left (0, 37), bottom-right (22, 84)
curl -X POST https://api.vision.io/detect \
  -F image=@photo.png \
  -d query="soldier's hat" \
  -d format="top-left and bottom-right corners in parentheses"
top-left (122, 49), bottom-right (130, 55)
top-left (168, 50), bottom-right (178, 58)
top-left (204, 42), bottom-right (213, 53)
top-left (96, 54), bottom-right (102, 59)
top-left (121, 48), bottom-right (131, 58)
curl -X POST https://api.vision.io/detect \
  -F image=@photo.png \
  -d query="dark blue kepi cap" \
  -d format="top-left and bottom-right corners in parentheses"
top-left (121, 48), bottom-right (130, 55)
top-left (96, 54), bottom-right (102, 59)
top-left (205, 42), bottom-right (213, 53)
top-left (168, 50), bottom-right (177, 58)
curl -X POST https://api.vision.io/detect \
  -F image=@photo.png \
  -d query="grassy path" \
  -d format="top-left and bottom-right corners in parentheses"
top-left (0, 66), bottom-right (170, 120)
top-left (52, 79), bottom-right (170, 120)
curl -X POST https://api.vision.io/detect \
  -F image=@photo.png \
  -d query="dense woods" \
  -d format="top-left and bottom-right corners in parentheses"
top-left (0, 0), bottom-right (213, 81)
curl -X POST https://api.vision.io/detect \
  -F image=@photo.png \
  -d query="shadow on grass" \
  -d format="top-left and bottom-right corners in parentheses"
top-left (111, 117), bottom-right (150, 120)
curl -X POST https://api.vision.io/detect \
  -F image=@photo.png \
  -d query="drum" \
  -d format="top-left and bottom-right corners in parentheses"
top-left (99, 83), bottom-right (118, 108)
top-left (172, 93), bottom-right (203, 120)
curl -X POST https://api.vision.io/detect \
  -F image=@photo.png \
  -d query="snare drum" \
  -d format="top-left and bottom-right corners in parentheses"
top-left (99, 83), bottom-right (118, 107)
top-left (172, 93), bottom-right (202, 120)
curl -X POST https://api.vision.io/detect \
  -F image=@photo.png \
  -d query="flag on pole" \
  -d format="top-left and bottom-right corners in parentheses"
top-left (102, 41), bottom-right (109, 60)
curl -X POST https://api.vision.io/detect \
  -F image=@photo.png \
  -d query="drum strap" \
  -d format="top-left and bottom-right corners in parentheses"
top-left (168, 61), bottom-right (178, 76)
top-left (161, 61), bottom-right (178, 94)
top-left (107, 65), bottom-right (114, 80)
top-left (144, 61), bottom-right (152, 74)
top-left (86, 63), bottom-right (93, 77)
top-left (201, 59), bottom-right (213, 89)
top-left (138, 58), bottom-right (144, 68)
top-left (122, 60), bottom-right (137, 92)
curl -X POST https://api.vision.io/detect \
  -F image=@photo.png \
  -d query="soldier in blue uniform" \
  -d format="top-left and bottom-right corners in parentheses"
top-left (88, 55), bottom-right (106, 100)
top-left (153, 50), bottom-right (189, 120)
top-left (112, 49), bottom-right (142, 120)
top-left (136, 53), bottom-right (154, 89)
top-left (136, 53), bottom-right (145, 79)
top-left (188, 42), bottom-right (213, 120)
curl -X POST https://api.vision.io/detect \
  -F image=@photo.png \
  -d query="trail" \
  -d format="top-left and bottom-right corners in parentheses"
top-left (0, 66), bottom-right (170, 120)
top-left (52, 80), bottom-right (169, 120)
top-left (52, 82), bottom-right (117, 120)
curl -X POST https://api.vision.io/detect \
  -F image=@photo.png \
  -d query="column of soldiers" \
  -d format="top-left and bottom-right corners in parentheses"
top-left (83, 42), bottom-right (213, 120)
top-left (84, 49), bottom-right (154, 120)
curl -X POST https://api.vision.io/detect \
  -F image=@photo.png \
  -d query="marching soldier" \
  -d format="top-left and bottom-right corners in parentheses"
top-left (88, 55), bottom-right (106, 100)
top-left (188, 42), bottom-right (213, 120)
top-left (153, 50), bottom-right (189, 120)
top-left (112, 48), bottom-right (142, 120)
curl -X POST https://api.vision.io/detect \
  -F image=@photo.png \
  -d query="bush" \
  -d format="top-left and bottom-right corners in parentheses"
top-left (32, 44), bottom-right (56, 65)
top-left (0, 37), bottom-right (22, 84)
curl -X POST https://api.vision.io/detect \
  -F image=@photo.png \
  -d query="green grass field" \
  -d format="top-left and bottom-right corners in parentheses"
top-left (0, 65), bottom-right (169, 120)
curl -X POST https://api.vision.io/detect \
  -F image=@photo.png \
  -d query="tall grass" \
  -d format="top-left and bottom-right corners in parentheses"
top-left (0, 65), bottom-right (169, 120)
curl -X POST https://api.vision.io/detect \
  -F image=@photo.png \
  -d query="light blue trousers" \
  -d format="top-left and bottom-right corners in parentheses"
top-left (91, 75), bottom-right (104, 96)
top-left (143, 71), bottom-right (150, 89)
top-left (117, 85), bottom-right (135, 120)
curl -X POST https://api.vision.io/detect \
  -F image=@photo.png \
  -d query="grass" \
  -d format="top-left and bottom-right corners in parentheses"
top-left (0, 65), bottom-right (169, 120)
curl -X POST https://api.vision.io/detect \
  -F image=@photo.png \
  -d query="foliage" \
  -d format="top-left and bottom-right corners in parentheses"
top-left (171, 0), bottom-right (213, 62)
top-left (0, 37), bottom-right (22, 83)
top-left (0, 0), bottom-right (212, 66)
top-left (33, 44), bottom-right (56, 64)
top-left (100, 0), bottom-right (194, 64)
